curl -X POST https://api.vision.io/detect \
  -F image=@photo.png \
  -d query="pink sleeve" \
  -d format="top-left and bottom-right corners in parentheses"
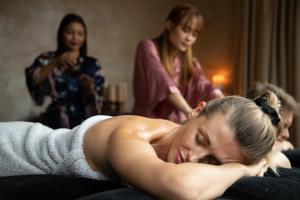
top-left (133, 40), bottom-right (180, 115)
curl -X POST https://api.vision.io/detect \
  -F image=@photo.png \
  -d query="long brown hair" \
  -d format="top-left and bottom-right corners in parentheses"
top-left (155, 3), bottom-right (203, 85)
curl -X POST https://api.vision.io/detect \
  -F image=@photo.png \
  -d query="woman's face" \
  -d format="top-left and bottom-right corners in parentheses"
top-left (167, 113), bottom-right (245, 165)
top-left (167, 16), bottom-right (202, 53)
top-left (278, 109), bottom-right (294, 141)
top-left (63, 22), bottom-right (85, 52)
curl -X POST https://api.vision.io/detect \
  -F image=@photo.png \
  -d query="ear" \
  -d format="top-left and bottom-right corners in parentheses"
top-left (188, 101), bottom-right (206, 119)
top-left (165, 20), bottom-right (174, 32)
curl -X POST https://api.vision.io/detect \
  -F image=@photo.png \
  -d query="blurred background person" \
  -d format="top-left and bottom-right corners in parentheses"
top-left (132, 3), bottom-right (223, 123)
top-left (247, 82), bottom-right (300, 151)
top-left (26, 13), bottom-right (105, 128)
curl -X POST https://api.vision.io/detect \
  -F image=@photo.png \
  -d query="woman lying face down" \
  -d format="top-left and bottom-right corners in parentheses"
top-left (83, 91), bottom-right (283, 199)
top-left (159, 112), bottom-right (245, 165)
top-left (0, 91), bottom-right (284, 200)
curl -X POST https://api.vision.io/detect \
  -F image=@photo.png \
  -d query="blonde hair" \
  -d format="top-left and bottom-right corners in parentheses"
top-left (156, 3), bottom-right (203, 85)
top-left (199, 91), bottom-right (283, 167)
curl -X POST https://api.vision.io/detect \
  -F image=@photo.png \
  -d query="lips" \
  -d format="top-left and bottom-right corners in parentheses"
top-left (182, 43), bottom-right (188, 47)
top-left (70, 43), bottom-right (79, 46)
top-left (175, 149), bottom-right (185, 164)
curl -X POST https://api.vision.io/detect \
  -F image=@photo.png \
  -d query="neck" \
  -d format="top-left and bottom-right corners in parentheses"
top-left (168, 45), bottom-right (180, 61)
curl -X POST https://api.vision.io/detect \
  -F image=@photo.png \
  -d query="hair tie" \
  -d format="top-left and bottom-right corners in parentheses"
top-left (254, 98), bottom-right (280, 126)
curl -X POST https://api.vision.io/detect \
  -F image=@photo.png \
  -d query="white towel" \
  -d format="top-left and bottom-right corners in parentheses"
top-left (0, 115), bottom-right (111, 180)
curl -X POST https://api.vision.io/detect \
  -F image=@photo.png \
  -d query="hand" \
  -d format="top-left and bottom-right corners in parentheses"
top-left (56, 51), bottom-right (79, 71)
top-left (79, 74), bottom-right (94, 96)
top-left (273, 140), bottom-right (294, 151)
top-left (212, 89), bottom-right (224, 99)
top-left (244, 159), bottom-right (268, 177)
top-left (270, 151), bottom-right (291, 169)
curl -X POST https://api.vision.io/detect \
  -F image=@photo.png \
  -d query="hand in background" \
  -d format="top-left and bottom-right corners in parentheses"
top-left (270, 151), bottom-right (291, 169)
top-left (273, 140), bottom-right (294, 152)
top-left (56, 51), bottom-right (79, 71)
top-left (79, 74), bottom-right (94, 97)
top-left (213, 89), bottom-right (224, 98)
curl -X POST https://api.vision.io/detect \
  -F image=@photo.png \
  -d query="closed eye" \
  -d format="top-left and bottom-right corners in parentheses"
top-left (195, 134), bottom-right (202, 146)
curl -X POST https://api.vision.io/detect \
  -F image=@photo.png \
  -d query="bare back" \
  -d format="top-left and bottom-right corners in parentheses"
top-left (83, 115), bottom-right (178, 180)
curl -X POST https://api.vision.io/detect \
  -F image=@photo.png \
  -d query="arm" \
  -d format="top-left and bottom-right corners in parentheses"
top-left (34, 60), bottom-right (56, 85)
top-left (36, 52), bottom-right (79, 85)
top-left (167, 92), bottom-right (193, 116)
top-left (270, 151), bottom-right (291, 169)
top-left (32, 51), bottom-right (79, 86)
top-left (273, 140), bottom-right (294, 152)
top-left (134, 40), bottom-right (192, 115)
top-left (25, 52), bottom-right (54, 105)
top-left (79, 58), bottom-right (105, 114)
top-left (108, 130), bottom-right (264, 200)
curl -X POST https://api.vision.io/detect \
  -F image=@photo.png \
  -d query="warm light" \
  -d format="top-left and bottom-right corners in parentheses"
top-left (212, 74), bottom-right (225, 89)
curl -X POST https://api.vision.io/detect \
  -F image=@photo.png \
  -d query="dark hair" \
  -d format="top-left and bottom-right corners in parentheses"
top-left (56, 13), bottom-right (87, 56)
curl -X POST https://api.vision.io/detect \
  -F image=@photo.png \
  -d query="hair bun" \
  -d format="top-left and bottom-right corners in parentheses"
top-left (254, 97), bottom-right (280, 126)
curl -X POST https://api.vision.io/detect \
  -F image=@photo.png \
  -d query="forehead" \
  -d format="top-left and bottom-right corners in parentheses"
top-left (65, 22), bottom-right (85, 31)
top-left (280, 109), bottom-right (294, 123)
top-left (179, 15), bottom-right (203, 31)
top-left (280, 109), bottom-right (294, 120)
top-left (280, 109), bottom-right (293, 118)
top-left (194, 114), bottom-right (245, 163)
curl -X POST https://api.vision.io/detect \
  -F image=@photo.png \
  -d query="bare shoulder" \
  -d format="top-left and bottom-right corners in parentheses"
top-left (105, 117), bottom-right (173, 190)
top-left (83, 115), bottom-right (177, 170)
top-left (85, 116), bottom-right (190, 199)
top-left (105, 115), bottom-right (177, 163)
top-left (102, 115), bottom-right (178, 141)
top-left (85, 115), bottom-right (172, 145)
top-left (82, 115), bottom-right (164, 175)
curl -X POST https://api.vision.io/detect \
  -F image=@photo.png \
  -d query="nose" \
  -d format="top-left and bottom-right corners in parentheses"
top-left (186, 33), bottom-right (193, 42)
top-left (188, 149), bottom-right (210, 163)
top-left (280, 129), bottom-right (290, 140)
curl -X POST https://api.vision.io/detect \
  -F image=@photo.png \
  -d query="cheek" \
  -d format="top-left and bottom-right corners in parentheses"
top-left (176, 32), bottom-right (186, 42)
top-left (168, 34), bottom-right (177, 46)
top-left (165, 142), bottom-right (178, 163)
top-left (63, 34), bottom-right (72, 43)
top-left (79, 36), bottom-right (85, 44)
top-left (180, 134), bottom-right (195, 149)
top-left (167, 147), bottom-right (176, 162)
top-left (191, 37), bottom-right (197, 45)
top-left (169, 31), bottom-right (182, 43)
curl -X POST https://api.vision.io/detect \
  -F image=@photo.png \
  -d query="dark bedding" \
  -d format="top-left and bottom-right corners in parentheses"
top-left (1, 167), bottom-right (300, 200)
top-left (0, 175), bottom-right (125, 200)
top-left (2, 149), bottom-right (300, 200)
top-left (221, 167), bottom-right (300, 200)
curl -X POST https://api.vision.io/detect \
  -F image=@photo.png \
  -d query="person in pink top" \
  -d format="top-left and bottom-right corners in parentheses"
top-left (132, 3), bottom-right (223, 122)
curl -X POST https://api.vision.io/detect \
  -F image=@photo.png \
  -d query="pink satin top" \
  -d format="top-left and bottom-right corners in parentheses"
top-left (132, 39), bottom-right (222, 122)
